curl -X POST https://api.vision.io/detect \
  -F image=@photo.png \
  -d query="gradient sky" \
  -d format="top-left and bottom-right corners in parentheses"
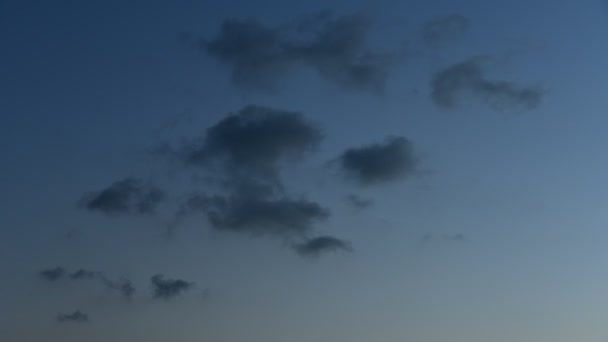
top-left (2, 0), bottom-right (608, 341)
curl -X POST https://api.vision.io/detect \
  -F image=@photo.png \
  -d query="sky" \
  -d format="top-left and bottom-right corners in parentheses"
top-left (2, 0), bottom-right (608, 341)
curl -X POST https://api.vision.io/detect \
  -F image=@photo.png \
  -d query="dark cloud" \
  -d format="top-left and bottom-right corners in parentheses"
top-left (70, 269), bottom-right (97, 280)
top-left (345, 194), bottom-right (374, 209)
top-left (431, 57), bottom-right (542, 110)
top-left (151, 274), bottom-right (193, 300)
top-left (294, 236), bottom-right (352, 257)
top-left (337, 136), bottom-right (418, 185)
top-left (422, 14), bottom-right (470, 45)
top-left (181, 105), bottom-right (321, 182)
top-left (204, 194), bottom-right (330, 237)
top-left (205, 12), bottom-right (403, 92)
top-left (81, 178), bottom-right (165, 216)
top-left (57, 310), bottom-right (89, 323)
top-left (40, 267), bottom-right (66, 281)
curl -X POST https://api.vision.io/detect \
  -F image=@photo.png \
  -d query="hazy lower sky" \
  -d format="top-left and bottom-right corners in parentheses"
top-left (2, 0), bottom-right (608, 341)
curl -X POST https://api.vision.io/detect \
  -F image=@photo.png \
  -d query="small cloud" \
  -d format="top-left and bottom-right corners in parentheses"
top-left (345, 194), bottom-right (374, 209)
top-left (422, 14), bottom-right (470, 45)
top-left (431, 57), bottom-right (542, 110)
top-left (57, 310), bottom-right (89, 323)
top-left (100, 276), bottom-right (136, 299)
top-left (422, 233), bottom-right (466, 243)
top-left (294, 236), bottom-right (353, 257)
top-left (80, 178), bottom-right (165, 216)
top-left (336, 136), bottom-right (418, 185)
top-left (70, 269), bottom-right (97, 280)
top-left (151, 275), bottom-right (193, 300)
top-left (40, 267), bottom-right (66, 281)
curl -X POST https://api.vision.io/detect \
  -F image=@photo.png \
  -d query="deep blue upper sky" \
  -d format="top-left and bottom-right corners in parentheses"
top-left (2, 1), bottom-right (608, 341)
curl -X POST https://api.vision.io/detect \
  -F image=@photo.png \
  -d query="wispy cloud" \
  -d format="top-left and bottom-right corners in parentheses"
top-left (205, 12), bottom-right (404, 92)
top-left (80, 178), bottom-right (165, 216)
top-left (431, 57), bottom-right (542, 110)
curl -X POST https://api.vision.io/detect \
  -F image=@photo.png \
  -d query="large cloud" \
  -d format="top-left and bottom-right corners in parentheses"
top-left (336, 136), bottom-right (418, 185)
top-left (431, 57), bottom-right (542, 110)
top-left (81, 178), bottom-right (165, 216)
top-left (180, 105), bottom-right (321, 180)
top-left (205, 12), bottom-right (403, 92)
top-left (294, 236), bottom-right (352, 257)
top-left (151, 274), bottom-right (193, 300)
top-left (57, 310), bottom-right (89, 323)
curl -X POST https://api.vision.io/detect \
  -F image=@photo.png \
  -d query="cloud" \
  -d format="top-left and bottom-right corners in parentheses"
top-left (422, 14), bottom-right (470, 45)
top-left (204, 193), bottom-right (330, 237)
top-left (151, 274), bottom-right (193, 300)
top-left (431, 57), bottom-right (542, 110)
top-left (99, 276), bottom-right (136, 299)
top-left (57, 310), bottom-right (89, 323)
top-left (422, 233), bottom-right (466, 243)
top-left (39, 267), bottom-right (135, 299)
top-left (294, 236), bottom-right (352, 257)
top-left (70, 269), bottom-right (97, 280)
top-left (336, 136), bottom-right (418, 185)
top-left (81, 178), bottom-right (165, 216)
top-left (345, 194), bottom-right (374, 209)
top-left (40, 267), bottom-right (66, 281)
top-left (180, 105), bottom-right (321, 182)
top-left (205, 12), bottom-right (403, 92)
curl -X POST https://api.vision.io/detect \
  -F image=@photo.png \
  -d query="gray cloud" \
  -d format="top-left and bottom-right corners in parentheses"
top-left (337, 136), bottom-right (418, 185)
top-left (151, 274), bottom-right (193, 300)
top-left (431, 57), bottom-right (542, 110)
top-left (345, 194), bottom-right (374, 209)
top-left (422, 14), bottom-right (470, 45)
top-left (205, 12), bottom-right (403, 92)
top-left (81, 178), bottom-right (165, 216)
top-left (294, 236), bottom-right (352, 257)
top-left (40, 267), bottom-right (66, 281)
top-left (57, 310), bottom-right (89, 323)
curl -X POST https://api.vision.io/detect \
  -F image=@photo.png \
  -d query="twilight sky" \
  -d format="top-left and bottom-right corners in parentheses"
top-left (2, 0), bottom-right (608, 341)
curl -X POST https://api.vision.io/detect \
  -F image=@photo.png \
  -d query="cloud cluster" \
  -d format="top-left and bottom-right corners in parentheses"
top-left (337, 136), bottom-right (418, 185)
top-left (165, 105), bottom-right (332, 243)
top-left (57, 310), bottom-right (89, 323)
top-left (151, 275), bottom-right (194, 300)
top-left (294, 236), bottom-right (352, 257)
top-left (205, 12), bottom-right (403, 92)
top-left (81, 178), bottom-right (165, 216)
top-left (431, 57), bottom-right (542, 110)
top-left (422, 14), bottom-right (470, 45)
top-left (39, 267), bottom-right (135, 299)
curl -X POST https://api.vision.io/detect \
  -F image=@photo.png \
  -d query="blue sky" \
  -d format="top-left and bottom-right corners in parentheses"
top-left (2, 0), bottom-right (608, 341)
